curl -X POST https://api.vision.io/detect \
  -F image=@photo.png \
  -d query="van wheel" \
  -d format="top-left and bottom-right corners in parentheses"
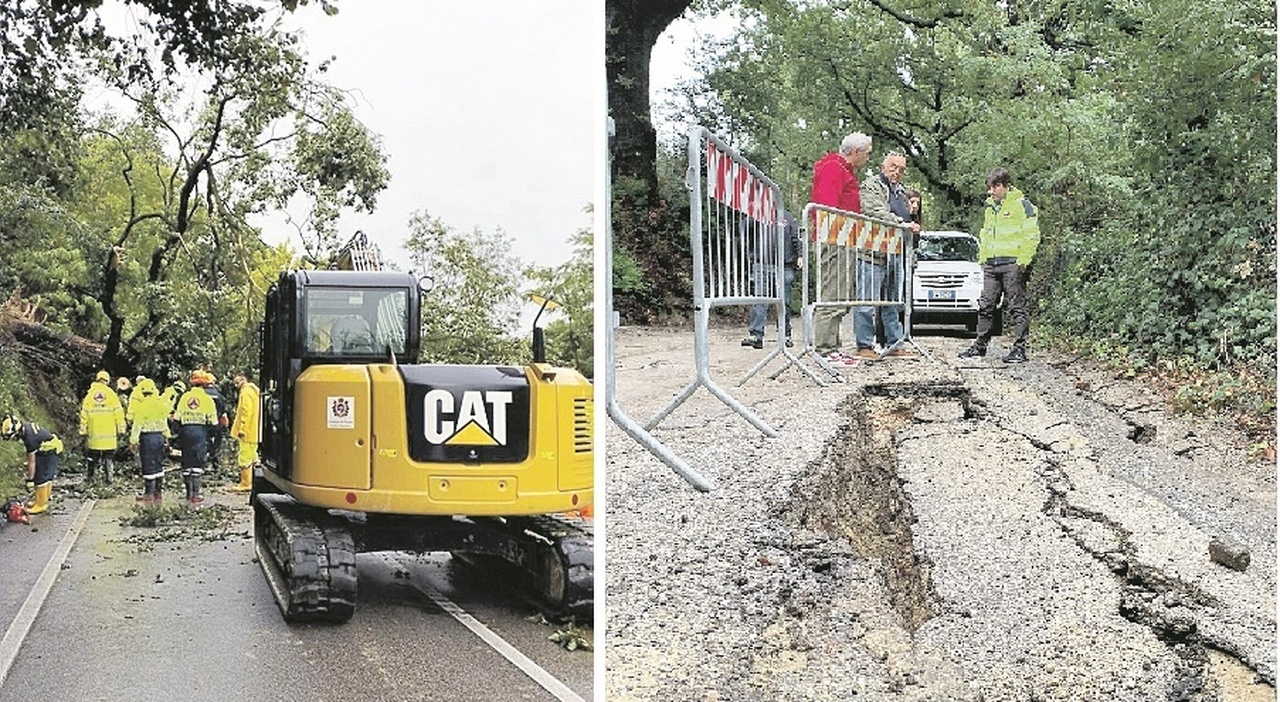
top-left (991, 309), bottom-right (1004, 336)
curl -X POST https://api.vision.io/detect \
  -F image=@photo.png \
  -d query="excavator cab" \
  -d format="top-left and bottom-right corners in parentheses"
top-left (259, 270), bottom-right (420, 481)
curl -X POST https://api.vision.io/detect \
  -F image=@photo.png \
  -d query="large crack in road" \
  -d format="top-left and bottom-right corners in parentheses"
top-left (775, 377), bottom-right (1273, 701)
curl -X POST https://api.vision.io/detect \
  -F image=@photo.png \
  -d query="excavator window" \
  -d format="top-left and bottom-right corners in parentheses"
top-left (331, 316), bottom-right (374, 353)
top-left (303, 287), bottom-right (409, 356)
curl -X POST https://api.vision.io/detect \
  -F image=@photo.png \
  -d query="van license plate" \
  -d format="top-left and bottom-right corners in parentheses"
top-left (928, 290), bottom-right (956, 300)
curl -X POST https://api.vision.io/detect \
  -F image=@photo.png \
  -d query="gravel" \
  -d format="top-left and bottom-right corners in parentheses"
top-left (604, 324), bottom-right (1276, 701)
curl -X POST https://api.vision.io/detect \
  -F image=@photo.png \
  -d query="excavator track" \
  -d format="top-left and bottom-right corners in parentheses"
top-left (452, 513), bottom-right (594, 620)
top-left (254, 493), bottom-right (358, 623)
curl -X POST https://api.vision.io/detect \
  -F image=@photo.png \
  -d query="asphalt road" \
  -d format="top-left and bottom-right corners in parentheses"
top-left (605, 323), bottom-right (1274, 701)
top-left (0, 490), bottom-right (592, 702)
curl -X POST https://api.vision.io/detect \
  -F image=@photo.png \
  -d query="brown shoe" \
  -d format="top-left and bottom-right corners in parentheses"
top-left (853, 348), bottom-right (880, 360)
top-left (885, 348), bottom-right (918, 358)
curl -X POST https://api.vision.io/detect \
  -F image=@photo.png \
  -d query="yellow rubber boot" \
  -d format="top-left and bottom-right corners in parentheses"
top-left (26, 482), bottom-right (51, 515)
top-left (231, 467), bottom-right (253, 492)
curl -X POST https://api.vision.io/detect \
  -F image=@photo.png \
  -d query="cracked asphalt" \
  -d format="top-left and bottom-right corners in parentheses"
top-left (604, 324), bottom-right (1275, 701)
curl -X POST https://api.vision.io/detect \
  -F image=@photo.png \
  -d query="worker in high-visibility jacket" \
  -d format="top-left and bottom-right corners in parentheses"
top-left (1, 415), bottom-right (64, 515)
top-left (161, 379), bottom-right (186, 439)
top-left (126, 375), bottom-right (147, 428)
top-left (175, 370), bottom-right (218, 505)
top-left (960, 166), bottom-right (1042, 364)
top-left (230, 372), bottom-right (261, 492)
top-left (79, 369), bottom-right (126, 483)
top-left (128, 378), bottom-right (172, 505)
top-left (160, 379), bottom-right (185, 412)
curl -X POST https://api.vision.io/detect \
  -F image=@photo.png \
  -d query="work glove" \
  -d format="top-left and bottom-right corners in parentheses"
top-left (24, 480), bottom-right (34, 492)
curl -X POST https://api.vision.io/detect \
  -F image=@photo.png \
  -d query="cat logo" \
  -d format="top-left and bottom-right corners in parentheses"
top-left (423, 389), bottom-right (513, 446)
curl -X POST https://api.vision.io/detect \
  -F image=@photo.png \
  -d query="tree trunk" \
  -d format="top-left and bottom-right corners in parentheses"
top-left (606, 0), bottom-right (691, 203)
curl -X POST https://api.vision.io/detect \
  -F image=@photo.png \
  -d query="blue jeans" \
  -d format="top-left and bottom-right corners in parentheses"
top-left (748, 264), bottom-right (795, 338)
top-left (853, 255), bottom-right (904, 350)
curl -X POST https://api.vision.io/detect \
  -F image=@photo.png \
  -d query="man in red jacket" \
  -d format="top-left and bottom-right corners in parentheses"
top-left (810, 132), bottom-right (872, 365)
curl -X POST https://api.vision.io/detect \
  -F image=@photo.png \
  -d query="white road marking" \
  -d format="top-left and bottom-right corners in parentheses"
top-left (396, 556), bottom-right (585, 702)
top-left (0, 500), bottom-right (95, 688)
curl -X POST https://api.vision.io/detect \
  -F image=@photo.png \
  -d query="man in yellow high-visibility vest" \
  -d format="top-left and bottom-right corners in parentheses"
top-left (960, 167), bottom-right (1041, 364)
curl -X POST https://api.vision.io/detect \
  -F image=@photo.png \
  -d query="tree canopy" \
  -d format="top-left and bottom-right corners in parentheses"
top-left (0, 0), bottom-right (337, 130)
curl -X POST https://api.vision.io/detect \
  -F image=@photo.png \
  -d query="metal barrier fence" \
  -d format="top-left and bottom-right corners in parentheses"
top-left (645, 126), bottom-right (822, 440)
top-left (605, 119), bottom-right (715, 491)
top-left (781, 203), bottom-right (924, 381)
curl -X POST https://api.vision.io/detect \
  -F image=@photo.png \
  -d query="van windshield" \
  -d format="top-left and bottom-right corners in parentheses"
top-left (917, 236), bottom-right (978, 262)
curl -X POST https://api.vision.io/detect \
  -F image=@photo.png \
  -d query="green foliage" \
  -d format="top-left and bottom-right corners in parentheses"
top-left (406, 211), bottom-right (528, 366)
top-left (286, 87), bottom-right (391, 254)
top-left (610, 173), bottom-right (693, 323)
top-left (1035, 0), bottom-right (1276, 403)
top-left (0, 327), bottom-right (89, 498)
top-left (527, 227), bottom-right (595, 378)
top-left (612, 244), bottom-right (647, 296)
top-left (406, 212), bottom-right (591, 375)
top-left (118, 502), bottom-right (240, 548)
top-left (0, 1), bottom-right (334, 130)
top-left (0, 352), bottom-right (48, 497)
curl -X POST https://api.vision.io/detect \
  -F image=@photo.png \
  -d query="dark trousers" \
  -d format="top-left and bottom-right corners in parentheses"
top-left (34, 452), bottom-right (59, 484)
top-left (747, 265), bottom-right (796, 338)
top-left (207, 428), bottom-right (225, 468)
top-left (975, 261), bottom-right (1030, 350)
top-left (179, 424), bottom-right (209, 475)
top-left (138, 432), bottom-right (166, 480)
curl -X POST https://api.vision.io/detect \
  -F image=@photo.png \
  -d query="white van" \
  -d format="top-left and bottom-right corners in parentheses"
top-left (911, 231), bottom-right (989, 332)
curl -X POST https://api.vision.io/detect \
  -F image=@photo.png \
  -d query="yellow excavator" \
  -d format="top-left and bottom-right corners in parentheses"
top-left (252, 233), bottom-right (593, 622)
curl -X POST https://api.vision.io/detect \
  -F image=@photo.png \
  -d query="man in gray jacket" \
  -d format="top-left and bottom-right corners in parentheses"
top-left (856, 151), bottom-right (920, 358)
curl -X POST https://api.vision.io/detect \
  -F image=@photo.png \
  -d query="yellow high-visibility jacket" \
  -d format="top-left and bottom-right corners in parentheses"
top-left (126, 384), bottom-right (146, 424)
top-left (79, 380), bottom-right (125, 451)
top-left (129, 392), bottom-right (173, 444)
top-left (978, 187), bottom-right (1040, 267)
top-left (175, 387), bottom-right (217, 427)
top-left (232, 381), bottom-right (261, 444)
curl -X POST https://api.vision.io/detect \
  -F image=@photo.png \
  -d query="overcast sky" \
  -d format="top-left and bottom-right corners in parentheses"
top-left (649, 10), bottom-right (736, 147)
top-left (278, 2), bottom-right (600, 269)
